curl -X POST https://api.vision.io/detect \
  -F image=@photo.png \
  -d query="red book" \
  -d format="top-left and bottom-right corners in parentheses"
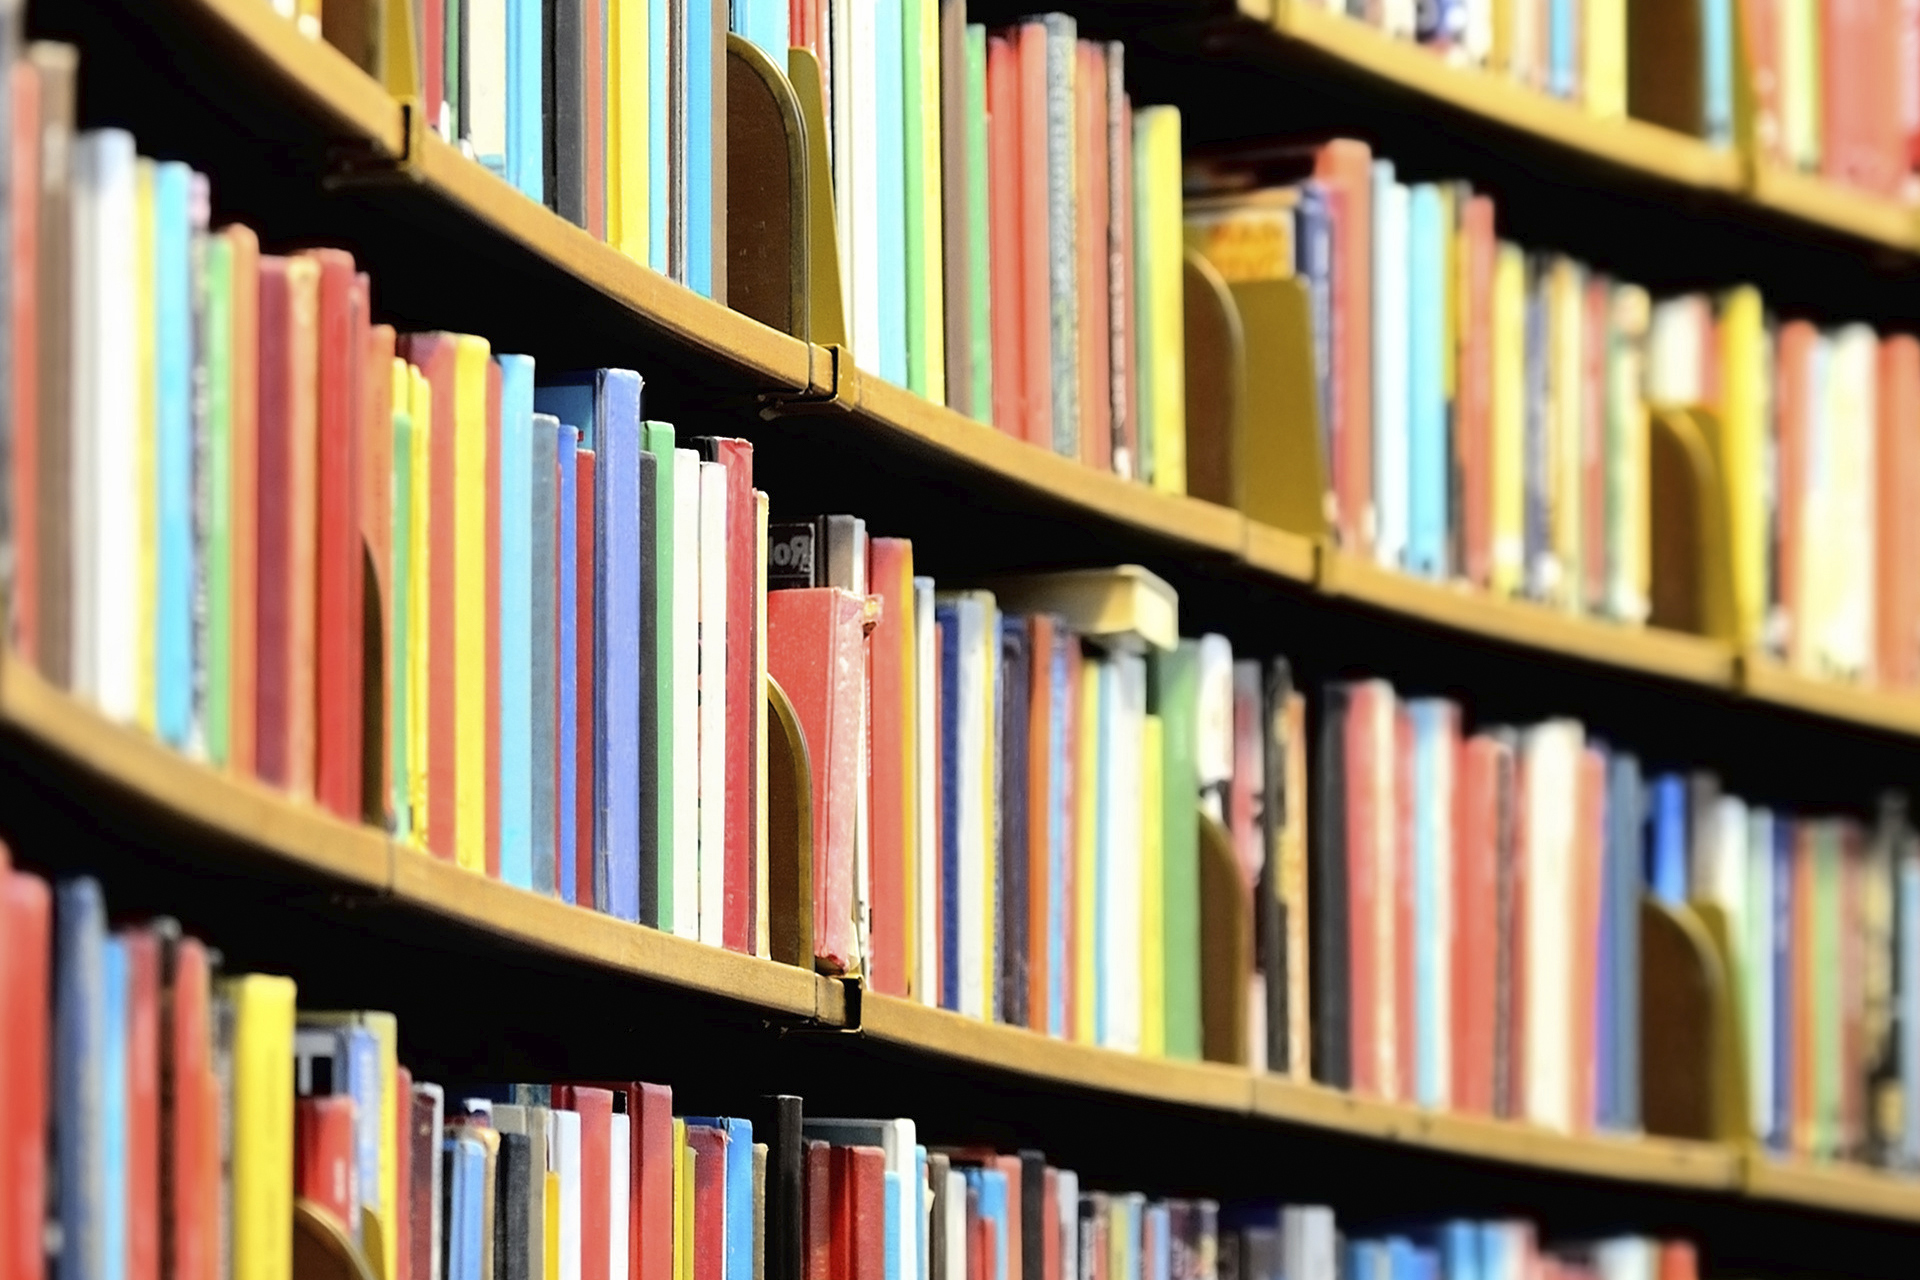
top-left (399, 334), bottom-right (460, 860)
top-left (422, 0), bottom-right (445, 132)
top-left (10, 63), bottom-right (37, 662)
top-left (167, 938), bottom-right (215, 1280)
top-left (1315, 140), bottom-right (1375, 556)
top-left (1656, 1242), bottom-right (1697, 1280)
top-left (295, 1096), bottom-right (359, 1231)
top-left (586, 1081), bottom-right (670, 1280)
top-left (576, 451), bottom-right (599, 910)
top-left (226, 225), bottom-right (262, 780)
top-left (767, 588), bottom-right (873, 974)
top-left (555, 1086), bottom-right (615, 1280)
top-left (1571, 747), bottom-right (1606, 1130)
top-left (485, 359), bottom-right (503, 879)
top-left (304, 250), bottom-right (365, 823)
top-left (1112, 88), bottom-right (1138, 479)
top-left (393, 1065), bottom-right (414, 1280)
top-left (1458, 195), bottom-right (1495, 590)
top-left (1877, 337), bottom-right (1920, 686)
top-left (986, 34), bottom-right (1025, 439)
top-left (254, 259), bottom-right (294, 789)
top-left (1392, 705), bottom-right (1414, 1103)
top-left (802, 1140), bottom-right (831, 1280)
top-left (2, 869), bottom-right (50, 1280)
top-left (866, 537), bottom-right (915, 994)
top-left (1074, 42), bottom-right (1111, 474)
top-left (1025, 614), bottom-right (1054, 1029)
top-left (992, 1155), bottom-right (1021, 1270)
top-left (1060, 638), bottom-right (1081, 1036)
top-left (1041, 1169), bottom-right (1059, 1280)
top-left (687, 1126), bottom-right (729, 1280)
top-left (932, 618), bottom-right (946, 1003)
top-left (1014, 22), bottom-right (1053, 451)
top-left (1503, 748), bottom-right (1530, 1121)
top-left (362, 319), bottom-right (397, 823)
top-left (1451, 736), bottom-right (1501, 1116)
top-left (1775, 321), bottom-right (1813, 668)
top-left (409, 1088), bottom-right (441, 1280)
top-left (967, 1195), bottom-right (990, 1280)
top-left (830, 1146), bottom-right (887, 1280)
top-left (123, 930), bottom-right (160, 1280)
top-left (1342, 682), bottom-right (1378, 1096)
top-left (703, 439), bottom-right (758, 953)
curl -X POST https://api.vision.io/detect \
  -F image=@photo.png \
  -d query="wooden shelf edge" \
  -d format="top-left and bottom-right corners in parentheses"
top-left (1741, 1152), bottom-right (1920, 1222)
top-left (1241, 522), bottom-right (1318, 584)
top-left (1252, 1076), bottom-right (1737, 1189)
top-left (856, 992), bottom-right (1258, 1113)
top-left (1737, 656), bottom-right (1920, 739)
top-left (0, 652), bottom-right (392, 891)
top-left (388, 847), bottom-right (831, 1020)
top-left (177, 0), bottom-right (407, 157)
top-left (1318, 551), bottom-right (1736, 688)
top-left (1749, 164), bottom-right (1918, 251)
top-left (1270, 2), bottom-right (1738, 193)
top-left (831, 366), bottom-right (1249, 562)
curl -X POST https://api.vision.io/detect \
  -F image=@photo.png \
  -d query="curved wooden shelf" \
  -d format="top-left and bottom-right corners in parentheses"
top-left (1749, 164), bottom-right (1919, 252)
top-left (0, 652), bottom-right (391, 891)
top-left (389, 848), bottom-right (833, 1019)
top-left (857, 992), bottom-right (1257, 1113)
top-left (1252, 1076), bottom-right (1738, 1189)
top-left (1268, 1), bottom-right (1740, 195)
top-left (1737, 656), bottom-right (1920, 740)
top-left (1317, 550), bottom-right (1737, 688)
top-left (1241, 521), bottom-right (1319, 585)
top-left (1742, 1154), bottom-right (1920, 1223)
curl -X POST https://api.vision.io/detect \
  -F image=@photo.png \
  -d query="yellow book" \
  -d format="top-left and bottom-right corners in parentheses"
top-left (676, 1122), bottom-right (694, 1280)
top-left (1586, 0), bottom-right (1627, 118)
top-left (1549, 257), bottom-right (1584, 611)
top-left (979, 593), bottom-right (999, 1021)
top-left (545, 1171), bottom-right (561, 1280)
top-left (135, 160), bottom-right (157, 732)
top-left (407, 366), bottom-right (433, 846)
top-left (1139, 714), bottom-right (1165, 1057)
top-left (1718, 286), bottom-right (1768, 652)
top-left (1074, 657), bottom-right (1101, 1044)
top-left (1489, 243), bottom-right (1526, 598)
top-left (1279, 691), bottom-right (1311, 1080)
top-left (1783, 0), bottom-right (1820, 170)
top-left (1135, 107), bottom-right (1186, 495)
top-left (609, 0), bottom-right (648, 259)
top-left (228, 974), bottom-right (297, 1280)
top-left (453, 336), bottom-right (492, 873)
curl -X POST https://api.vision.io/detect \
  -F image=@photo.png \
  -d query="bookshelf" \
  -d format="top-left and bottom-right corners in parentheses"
top-left (25, 0), bottom-right (1920, 1273)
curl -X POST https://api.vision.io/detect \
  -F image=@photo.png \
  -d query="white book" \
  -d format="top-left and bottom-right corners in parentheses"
top-left (1368, 680), bottom-right (1398, 1099)
top-left (1054, 1170), bottom-right (1079, 1280)
top-left (69, 132), bottom-right (103, 700)
top-left (1521, 720), bottom-right (1581, 1131)
top-left (696, 460), bottom-right (729, 948)
top-left (1607, 285), bottom-right (1652, 624)
top-left (1372, 165), bottom-right (1409, 571)
top-left (610, 1113), bottom-right (632, 1280)
top-left (913, 577), bottom-right (939, 1004)
top-left (672, 449), bottom-right (702, 938)
top-left (1103, 653), bottom-right (1147, 1054)
top-left (1194, 634), bottom-right (1234, 823)
top-left (1645, 295), bottom-right (1706, 405)
top-left (551, 1108), bottom-right (584, 1280)
top-left (1826, 324), bottom-right (1878, 680)
top-left (1280, 1206), bottom-right (1337, 1280)
top-left (468, 0), bottom-right (509, 171)
top-left (940, 1168), bottom-right (965, 1280)
top-left (848, 0), bottom-right (881, 371)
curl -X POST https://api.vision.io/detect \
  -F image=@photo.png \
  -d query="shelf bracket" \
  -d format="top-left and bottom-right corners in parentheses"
top-left (758, 343), bottom-right (850, 417)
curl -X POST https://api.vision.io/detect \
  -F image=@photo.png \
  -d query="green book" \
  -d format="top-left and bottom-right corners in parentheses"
top-left (965, 26), bottom-right (993, 424)
top-left (201, 234), bottom-right (233, 767)
top-left (642, 420), bottom-right (677, 933)
top-left (902, 0), bottom-right (930, 399)
top-left (391, 398), bottom-right (415, 837)
top-left (1812, 822), bottom-right (1841, 1157)
top-left (1149, 640), bottom-right (1202, 1061)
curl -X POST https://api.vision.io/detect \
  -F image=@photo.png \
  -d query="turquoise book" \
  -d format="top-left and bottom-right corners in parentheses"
top-left (877, 0), bottom-right (909, 385)
top-left (1406, 184), bottom-right (1447, 580)
top-left (498, 355), bottom-right (536, 892)
top-left (686, 0), bottom-right (716, 297)
top-left (506, 0), bottom-right (543, 199)
top-left (154, 161), bottom-right (194, 747)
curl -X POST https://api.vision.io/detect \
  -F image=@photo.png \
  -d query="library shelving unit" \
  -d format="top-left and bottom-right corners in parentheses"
top-left (23, 0), bottom-right (1920, 1277)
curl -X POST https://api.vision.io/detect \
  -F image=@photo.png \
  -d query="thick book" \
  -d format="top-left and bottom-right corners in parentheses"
top-left (1012, 23), bottom-right (1052, 450)
top-left (997, 615), bottom-right (1032, 1028)
top-left (556, 1087), bottom-right (614, 1280)
top-left (1151, 642), bottom-right (1203, 1061)
top-left (693, 438), bottom-right (758, 952)
top-left (29, 46), bottom-right (75, 690)
top-left (586, 373), bottom-right (645, 920)
top-left (1, 868), bottom-right (47, 1280)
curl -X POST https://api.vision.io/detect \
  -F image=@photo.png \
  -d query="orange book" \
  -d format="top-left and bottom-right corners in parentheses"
top-left (1571, 747), bottom-right (1606, 1130)
top-left (1315, 140), bottom-right (1374, 556)
top-left (866, 537), bottom-right (916, 997)
top-left (1014, 22), bottom-right (1053, 451)
top-left (1074, 42), bottom-right (1111, 474)
top-left (1775, 321), bottom-right (1814, 668)
top-left (1058, 635), bottom-right (1080, 1036)
top-left (226, 226), bottom-right (261, 779)
top-left (1025, 614), bottom-right (1053, 1031)
top-left (1503, 749), bottom-right (1530, 1121)
top-left (361, 319), bottom-right (397, 823)
top-left (985, 34), bottom-right (1026, 440)
top-left (1451, 735), bottom-right (1501, 1115)
top-left (399, 333), bottom-right (460, 861)
top-left (485, 359), bottom-right (503, 879)
top-left (1392, 705), bottom-right (1413, 1102)
top-left (1458, 195), bottom-right (1495, 590)
top-left (124, 929), bottom-right (160, 1280)
top-left (1876, 336), bottom-right (1920, 686)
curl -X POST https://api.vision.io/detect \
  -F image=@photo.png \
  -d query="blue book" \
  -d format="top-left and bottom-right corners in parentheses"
top-left (875, 0), bottom-right (908, 384)
top-left (1047, 626), bottom-right (1071, 1038)
top-left (882, 1171), bottom-right (903, 1280)
top-left (1347, 1240), bottom-right (1383, 1280)
top-left (346, 1027), bottom-right (381, 1228)
top-left (1548, 0), bottom-right (1575, 98)
top-left (1409, 699), bottom-right (1443, 1106)
top-left (506, 0), bottom-right (543, 200)
top-left (686, 0), bottom-right (715, 297)
top-left (154, 161), bottom-right (193, 747)
top-left (1650, 774), bottom-right (1688, 905)
top-left (499, 356), bottom-right (537, 891)
top-left (971, 1169), bottom-right (1010, 1280)
top-left (1295, 183), bottom-right (1335, 476)
top-left (1438, 1222), bottom-right (1479, 1280)
top-left (1147, 1203), bottom-right (1172, 1280)
top-left (530, 414), bottom-right (561, 899)
top-left (1407, 186), bottom-right (1447, 580)
top-left (102, 938), bottom-right (128, 1280)
top-left (444, 1133), bottom-right (486, 1280)
top-left (1417, 0), bottom-right (1466, 43)
top-left (55, 878), bottom-right (107, 1280)
top-left (687, 1117), bottom-right (754, 1280)
top-left (1385, 1237), bottom-right (1415, 1280)
top-left (1773, 818), bottom-right (1795, 1150)
top-left (936, 601), bottom-right (961, 1010)
top-left (1702, 0), bottom-right (1734, 145)
top-left (914, 1147), bottom-right (928, 1280)
top-left (731, 0), bottom-right (788, 77)
top-left (597, 372), bottom-right (645, 922)
top-left (557, 426), bottom-right (581, 903)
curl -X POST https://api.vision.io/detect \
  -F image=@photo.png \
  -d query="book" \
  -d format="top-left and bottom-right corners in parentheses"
top-left (976, 567), bottom-right (1176, 656)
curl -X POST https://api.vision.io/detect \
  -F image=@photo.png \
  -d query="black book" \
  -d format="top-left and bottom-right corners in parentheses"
top-left (999, 617), bottom-right (1032, 1028)
top-left (927, 1153), bottom-right (952, 1280)
top-left (495, 1131), bottom-right (532, 1280)
top-left (744, 1095), bottom-right (804, 1280)
top-left (545, 0), bottom-right (587, 225)
top-left (1259, 659), bottom-right (1292, 1075)
top-left (637, 449), bottom-right (661, 926)
top-left (1018, 1150), bottom-right (1047, 1280)
top-left (1309, 682), bottom-right (1351, 1089)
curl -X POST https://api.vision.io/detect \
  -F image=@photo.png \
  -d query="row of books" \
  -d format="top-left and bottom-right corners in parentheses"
top-left (1184, 140), bottom-right (1653, 626)
top-left (1671, 782), bottom-right (1920, 1168)
top-left (1646, 293), bottom-right (1920, 688)
top-left (0, 857), bottom-right (1705, 1280)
